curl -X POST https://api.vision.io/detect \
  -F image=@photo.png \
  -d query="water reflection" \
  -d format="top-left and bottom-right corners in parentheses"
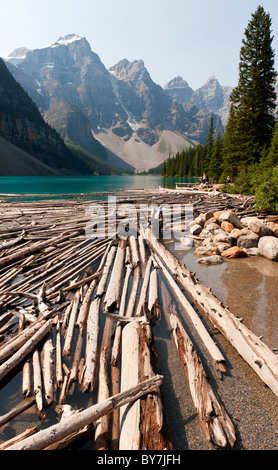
top-left (170, 244), bottom-right (278, 351)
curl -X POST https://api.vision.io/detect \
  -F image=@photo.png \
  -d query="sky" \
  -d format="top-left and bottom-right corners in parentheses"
top-left (1, 0), bottom-right (278, 90)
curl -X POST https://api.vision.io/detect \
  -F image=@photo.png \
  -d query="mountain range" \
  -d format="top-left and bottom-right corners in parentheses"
top-left (1, 34), bottom-right (234, 174)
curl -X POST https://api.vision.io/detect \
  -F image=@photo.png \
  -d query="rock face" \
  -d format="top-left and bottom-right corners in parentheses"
top-left (164, 75), bottom-right (233, 126)
top-left (0, 58), bottom-right (84, 174)
top-left (4, 34), bottom-right (224, 171)
top-left (258, 237), bottom-right (278, 261)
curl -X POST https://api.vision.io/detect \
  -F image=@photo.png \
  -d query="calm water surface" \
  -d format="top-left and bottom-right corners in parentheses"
top-left (0, 175), bottom-right (197, 198)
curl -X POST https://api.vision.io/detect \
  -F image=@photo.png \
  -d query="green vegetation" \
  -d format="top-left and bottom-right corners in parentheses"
top-left (65, 141), bottom-right (132, 175)
top-left (161, 6), bottom-right (278, 213)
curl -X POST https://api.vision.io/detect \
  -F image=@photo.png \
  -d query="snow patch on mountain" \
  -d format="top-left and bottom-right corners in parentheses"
top-left (52, 34), bottom-right (83, 47)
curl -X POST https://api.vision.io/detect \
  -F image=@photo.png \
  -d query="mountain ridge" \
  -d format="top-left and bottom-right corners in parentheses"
top-left (3, 34), bottom-right (227, 171)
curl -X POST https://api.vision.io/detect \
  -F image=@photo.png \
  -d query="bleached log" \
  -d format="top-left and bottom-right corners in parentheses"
top-left (94, 318), bottom-right (114, 450)
top-left (111, 361), bottom-right (120, 450)
top-left (129, 235), bottom-right (140, 267)
top-left (0, 230), bottom-right (82, 269)
top-left (61, 270), bottom-right (103, 293)
top-left (119, 320), bottom-right (171, 450)
top-left (32, 349), bottom-right (44, 418)
top-left (81, 297), bottom-right (101, 392)
top-left (0, 426), bottom-right (38, 450)
top-left (41, 330), bottom-right (55, 407)
top-left (59, 365), bottom-right (70, 405)
top-left (22, 359), bottom-right (32, 397)
top-left (63, 289), bottom-right (80, 356)
top-left (0, 398), bottom-right (36, 428)
top-left (0, 318), bottom-right (54, 383)
top-left (135, 257), bottom-right (152, 317)
top-left (145, 228), bottom-right (278, 398)
top-left (111, 262), bottom-right (132, 366)
top-left (68, 329), bottom-right (84, 388)
top-left (125, 265), bottom-right (140, 318)
top-left (95, 245), bottom-right (117, 298)
top-left (161, 284), bottom-right (235, 448)
top-left (76, 240), bottom-right (114, 333)
top-left (138, 235), bottom-right (147, 274)
top-left (5, 375), bottom-right (163, 450)
top-left (119, 321), bottom-right (140, 450)
top-left (153, 252), bottom-right (226, 372)
top-left (55, 321), bottom-right (63, 388)
top-left (147, 268), bottom-right (161, 324)
top-left (103, 239), bottom-right (126, 313)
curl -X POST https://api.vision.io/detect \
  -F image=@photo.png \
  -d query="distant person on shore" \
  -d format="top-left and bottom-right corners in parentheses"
top-left (206, 174), bottom-right (209, 184)
top-left (203, 173), bottom-right (206, 184)
top-left (227, 176), bottom-right (231, 184)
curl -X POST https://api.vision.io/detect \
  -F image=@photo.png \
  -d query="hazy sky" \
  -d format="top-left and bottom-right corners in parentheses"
top-left (1, 0), bottom-right (278, 90)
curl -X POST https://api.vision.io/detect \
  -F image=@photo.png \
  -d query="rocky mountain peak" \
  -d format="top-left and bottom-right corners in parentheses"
top-left (52, 34), bottom-right (83, 46)
top-left (8, 47), bottom-right (30, 59)
top-left (164, 76), bottom-right (194, 102)
top-left (109, 58), bottom-right (150, 84)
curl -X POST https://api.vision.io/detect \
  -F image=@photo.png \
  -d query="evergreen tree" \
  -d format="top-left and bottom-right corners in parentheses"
top-left (203, 116), bottom-right (215, 172)
top-left (265, 120), bottom-right (278, 167)
top-left (209, 131), bottom-right (224, 181)
top-left (222, 6), bottom-right (277, 177)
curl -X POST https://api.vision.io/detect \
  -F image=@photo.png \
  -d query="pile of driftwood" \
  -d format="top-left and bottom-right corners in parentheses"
top-left (0, 190), bottom-right (276, 450)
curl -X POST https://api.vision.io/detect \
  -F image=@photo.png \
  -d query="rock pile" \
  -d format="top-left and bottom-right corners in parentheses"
top-left (190, 210), bottom-right (278, 265)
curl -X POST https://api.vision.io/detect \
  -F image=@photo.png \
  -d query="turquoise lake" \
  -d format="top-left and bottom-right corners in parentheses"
top-left (0, 175), bottom-right (197, 199)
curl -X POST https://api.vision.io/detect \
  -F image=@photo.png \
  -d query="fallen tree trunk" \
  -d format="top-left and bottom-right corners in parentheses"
top-left (5, 375), bottom-right (163, 450)
top-left (145, 228), bottom-right (278, 398)
top-left (119, 320), bottom-right (172, 450)
top-left (160, 282), bottom-right (236, 448)
top-left (0, 318), bottom-right (54, 383)
top-left (152, 252), bottom-right (226, 373)
top-left (0, 231), bottom-right (82, 269)
top-left (0, 397), bottom-right (36, 428)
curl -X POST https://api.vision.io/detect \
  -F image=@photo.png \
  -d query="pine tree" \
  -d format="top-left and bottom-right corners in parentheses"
top-left (203, 116), bottom-right (215, 172)
top-left (222, 6), bottom-right (277, 177)
top-left (209, 131), bottom-right (224, 181)
top-left (265, 120), bottom-right (278, 167)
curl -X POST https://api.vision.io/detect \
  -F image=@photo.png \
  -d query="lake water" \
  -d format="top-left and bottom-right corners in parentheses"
top-left (0, 175), bottom-right (197, 198)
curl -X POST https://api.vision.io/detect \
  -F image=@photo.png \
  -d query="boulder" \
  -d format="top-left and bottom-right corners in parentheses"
top-left (197, 255), bottom-right (224, 265)
top-left (214, 232), bottom-right (233, 245)
top-left (237, 234), bottom-right (259, 249)
top-left (249, 219), bottom-right (273, 237)
top-left (203, 211), bottom-right (214, 221)
top-left (240, 216), bottom-right (259, 227)
top-left (214, 210), bottom-right (225, 220)
top-left (202, 237), bottom-right (215, 246)
top-left (242, 247), bottom-right (260, 256)
top-left (221, 246), bottom-right (248, 259)
top-left (267, 222), bottom-right (278, 237)
top-left (190, 224), bottom-right (203, 236)
top-left (217, 242), bottom-right (232, 253)
top-left (221, 221), bottom-right (234, 233)
top-left (258, 236), bottom-right (278, 261)
top-left (218, 210), bottom-right (242, 228)
top-left (204, 217), bottom-right (221, 228)
top-left (201, 223), bottom-right (224, 238)
top-left (191, 214), bottom-right (206, 227)
top-left (229, 228), bottom-right (244, 240)
top-left (195, 245), bottom-right (220, 256)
